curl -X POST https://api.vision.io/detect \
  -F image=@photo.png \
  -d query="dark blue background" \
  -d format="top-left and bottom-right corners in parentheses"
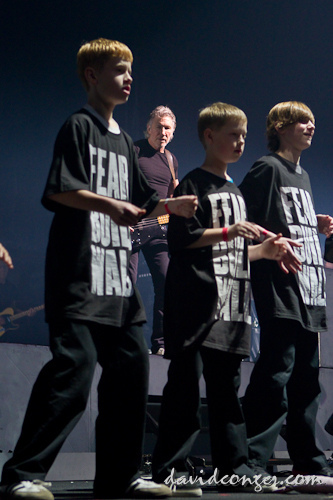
top-left (1, 0), bottom-right (333, 345)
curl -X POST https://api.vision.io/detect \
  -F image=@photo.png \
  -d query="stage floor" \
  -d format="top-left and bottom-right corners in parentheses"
top-left (50, 479), bottom-right (333, 499)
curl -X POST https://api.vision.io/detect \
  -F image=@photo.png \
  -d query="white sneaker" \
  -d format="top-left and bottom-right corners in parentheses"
top-left (125, 478), bottom-right (172, 498)
top-left (4, 481), bottom-right (54, 500)
top-left (169, 483), bottom-right (202, 497)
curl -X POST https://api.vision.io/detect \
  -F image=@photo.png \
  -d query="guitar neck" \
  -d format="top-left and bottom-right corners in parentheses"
top-left (11, 304), bottom-right (45, 322)
top-left (133, 214), bottom-right (169, 230)
top-left (157, 214), bottom-right (170, 225)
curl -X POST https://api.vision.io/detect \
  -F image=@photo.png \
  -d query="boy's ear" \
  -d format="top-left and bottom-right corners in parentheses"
top-left (203, 128), bottom-right (214, 144)
top-left (274, 122), bottom-right (284, 135)
top-left (84, 67), bottom-right (98, 87)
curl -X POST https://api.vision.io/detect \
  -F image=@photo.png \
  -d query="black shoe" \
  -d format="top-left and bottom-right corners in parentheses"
top-left (244, 465), bottom-right (286, 492)
top-left (248, 464), bottom-right (271, 477)
top-left (217, 476), bottom-right (282, 493)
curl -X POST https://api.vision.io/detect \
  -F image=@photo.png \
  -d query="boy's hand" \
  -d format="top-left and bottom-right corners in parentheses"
top-left (227, 221), bottom-right (261, 241)
top-left (259, 233), bottom-right (287, 261)
top-left (226, 223), bottom-right (302, 274)
top-left (257, 233), bottom-right (303, 274)
top-left (0, 243), bottom-right (13, 269)
top-left (278, 240), bottom-right (302, 274)
top-left (317, 214), bottom-right (333, 237)
top-left (250, 225), bottom-right (303, 275)
top-left (47, 190), bottom-right (146, 226)
top-left (107, 199), bottom-right (146, 226)
top-left (167, 195), bottom-right (198, 218)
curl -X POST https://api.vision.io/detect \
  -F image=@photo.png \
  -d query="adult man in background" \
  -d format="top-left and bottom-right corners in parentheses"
top-left (0, 244), bottom-right (13, 269)
top-left (130, 106), bottom-right (179, 355)
top-left (0, 248), bottom-right (16, 329)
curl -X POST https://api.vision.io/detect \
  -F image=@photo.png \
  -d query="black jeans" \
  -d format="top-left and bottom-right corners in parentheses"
top-left (130, 226), bottom-right (169, 353)
top-left (152, 347), bottom-right (248, 482)
top-left (242, 317), bottom-right (327, 472)
top-left (1, 319), bottom-right (149, 495)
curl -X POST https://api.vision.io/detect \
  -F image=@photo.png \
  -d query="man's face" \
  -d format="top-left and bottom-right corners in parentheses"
top-left (147, 116), bottom-right (175, 152)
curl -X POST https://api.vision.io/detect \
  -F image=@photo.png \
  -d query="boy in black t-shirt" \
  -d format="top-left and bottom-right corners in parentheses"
top-left (0, 38), bottom-right (198, 500)
top-left (239, 101), bottom-right (333, 478)
top-left (152, 102), bottom-right (289, 495)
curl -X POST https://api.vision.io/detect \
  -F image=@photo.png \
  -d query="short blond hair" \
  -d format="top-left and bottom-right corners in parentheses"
top-left (198, 102), bottom-right (247, 147)
top-left (267, 101), bottom-right (315, 152)
top-left (77, 38), bottom-right (133, 91)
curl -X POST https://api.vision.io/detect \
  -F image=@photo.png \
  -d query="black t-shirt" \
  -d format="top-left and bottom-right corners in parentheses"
top-left (239, 153), bottom-right (326, 332)
top-left (134, 139), bottom-right (178, 198)
top-left (164, 168), bottom-right (251, 359)
top-left (42, 107), bottom-right (159, 326)
top-left (325, 235), bottom-right (333, 263)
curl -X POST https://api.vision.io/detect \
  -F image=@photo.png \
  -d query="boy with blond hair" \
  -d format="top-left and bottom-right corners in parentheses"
top-left (0, 38), bottom-right (197, 500)
top-left (239, 101), bottom-right (333, 478)
top-left (152, 102), bottom-right (289, 495)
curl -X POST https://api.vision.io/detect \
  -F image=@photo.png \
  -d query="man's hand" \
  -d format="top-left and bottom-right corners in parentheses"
top-left (0, 244), bottom-right (13, 269)
top-left (167, 195), bottom-right (198, 218)
top-left (107, 199), bottom-right (146, 226)
top-left (317, 214), bottom-right (333, 237)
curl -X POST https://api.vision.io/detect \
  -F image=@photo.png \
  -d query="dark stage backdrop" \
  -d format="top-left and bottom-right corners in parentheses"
top-left (1, 0), bottom-right (333, 345)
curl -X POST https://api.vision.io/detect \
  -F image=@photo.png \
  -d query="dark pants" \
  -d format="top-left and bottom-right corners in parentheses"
top-left (242, 318), bottom-right (327, 472)
top-left (1, 319), bottom-right (149, 495)
top-left (130, 228), bottom-right (169, 353)
top-left (152, 347), bottom-right (249, 482)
